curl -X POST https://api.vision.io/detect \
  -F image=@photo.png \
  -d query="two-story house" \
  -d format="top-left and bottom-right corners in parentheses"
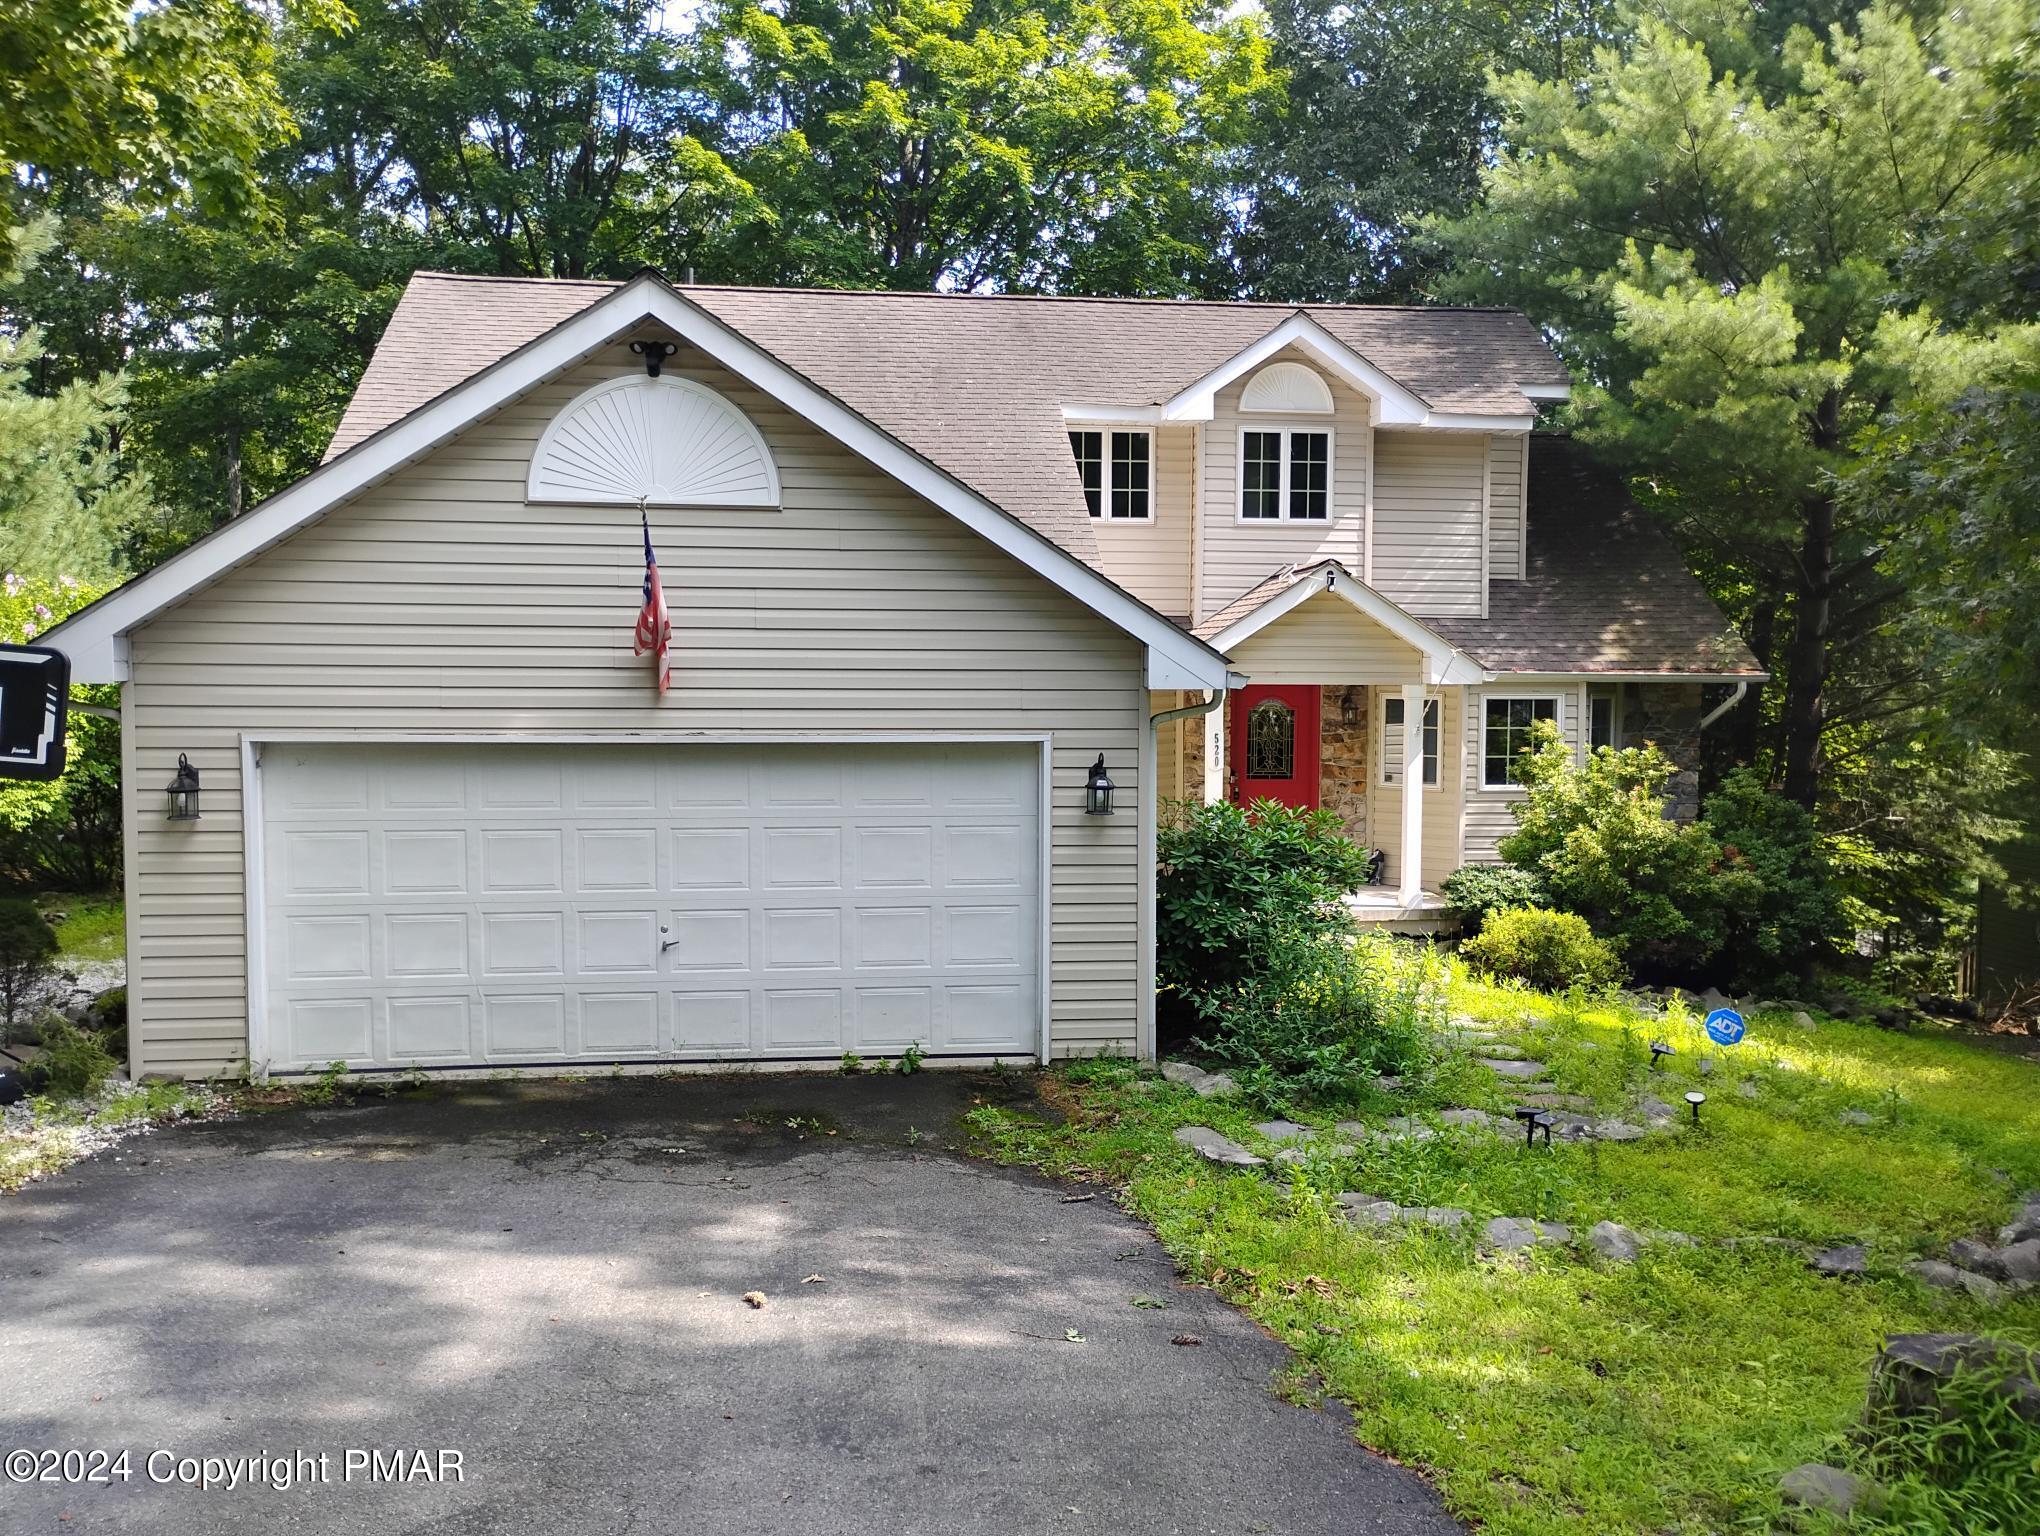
top-left (48, 272), bottom-right (1759, 1079)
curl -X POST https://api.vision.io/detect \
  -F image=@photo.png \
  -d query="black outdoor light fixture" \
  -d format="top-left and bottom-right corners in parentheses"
top-left (166, 753), bottom-right (201, 821)
top-left (1649, 1041), bottom-right (1675, 1071)
top-left (1085, 754), bottom-right (1116, 816)
top-left (630, 339), bottom-right (679, 376)
top-left (1685, 1090), bottom-right (1707, 1126)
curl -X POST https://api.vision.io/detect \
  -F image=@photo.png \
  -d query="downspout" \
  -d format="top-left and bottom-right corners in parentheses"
top-left (1141, 682), bottom-right (1237, 1063)
top-left (1698, 680), bottom-right (1749, 731)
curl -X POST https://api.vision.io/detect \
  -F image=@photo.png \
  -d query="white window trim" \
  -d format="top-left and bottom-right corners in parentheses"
top-left (1478, 692), bottom-right (1563, 792)
top-left (1588, 687), bottom-right (1625, 753)
top-left (1235, 424), bottom-right (1335, 524)
top-left (1378, 692), bottom-right (1442, 791)
top-left (1071, 426), bottom-right (1155, 524)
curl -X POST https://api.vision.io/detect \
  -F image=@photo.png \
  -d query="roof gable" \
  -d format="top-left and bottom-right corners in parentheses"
top-left (46, 274), bottom-right (1230, 690)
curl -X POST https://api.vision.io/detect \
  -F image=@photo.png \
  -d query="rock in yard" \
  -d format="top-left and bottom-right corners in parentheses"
top-left (1405, 1206), bottom-right (1470, 1232)
top-left (1472, 1043), bottom-right (1531, 1060)
top-left (1840, 1108), bottom-right (1874, 1127)
top-left (1253, 1120), bottom-right (1313, 1143)
top-left (1638, 1095), bottom-right (1677, 1127)
top-left (1159, 1061), bottom-right (1204, 1086)
top-left (1478, 1057), bottom-right (1548, 1080)
top-left (1778, 1463), bottom-right (1883, 1519)
top-left (1517, 1092), bottom-right (1595, 1112)
top-left (1737, 1080), bottom-right (1761, 1100)
top-left (1483, 1216), bottom-right (1570, 1252)
top-left (1812, 1244), bottom-right (1868, 1279)
top-left (1271, 1140), bottom-right (1361, 1167)
top-left (1791, 1010), bottom-right (1819, 1031)
top-left (1172, 1126), bottom-right (1265, 1168)
top-left (1869, 1333), bottom-right (2040, 1427)
top-left (1999, 1239), bottom-right (2040, 1285)
top-left (1373, 1115), bottom-right (1437, 1143)
top-left (1588, 1221), bottom-right (1644, 1263)
top-left (1999, 1198), bottom-right (2040, 1247)
top-left (1696, 986), bottom-right (1733, 1013)
top-left (1337, 1192), bottom-right (1400, 1226)
top-left (1948, 1237), bottom-right (2000, 1276)
top-left (1589, 1121), bottom-right (1648, 1143)
top-left (1160, 1061), bottom-right (1239, 1099)
top-left (1905, 1260), bottom-right (2005, 1304)
top-left (1437, 1108), bottom-right (1505, 1132)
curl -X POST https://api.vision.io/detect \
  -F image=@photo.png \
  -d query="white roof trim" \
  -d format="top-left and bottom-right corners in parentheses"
top-left (48, 273), bottom-right (1231, 691)
top-left (1157, 312), bottom-right (1534, 432)
top-left (1209, 564), bottom-right (1491, 687)
top-left (1520, 382), bottom-right (1572, 401)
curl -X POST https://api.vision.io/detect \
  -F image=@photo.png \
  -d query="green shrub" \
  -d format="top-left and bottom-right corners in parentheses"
top-left (1440, 863), bottom-right (1546, 932)
top-left (1498, 721), bottom-right (1730, 976)
top-left (34, 1017), bottom-right (118, 1095)
top-left (0, 897), bottom-right (59, 1042)
top-left (1460, 907), bottom-right (1625, 991)
top-left (1157, 796), bottom-right (1372, 1024)
top-left (1699, 769), bottom-right (1837, 983)
top-left (1192, 931), bottom-right (1441, 1110)
top-left (1853, 1349), bottom-right (2040, 1535)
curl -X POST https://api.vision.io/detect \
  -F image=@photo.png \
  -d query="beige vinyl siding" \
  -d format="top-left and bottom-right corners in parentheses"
top-left (1369, 687), bottom-right (1464, 887)
top-left (1487, 432), bottom-right (1526, 581)
top-left (1224, 592), bottom-right (1424, 684)
top-left (1196, 349), bottom-right (1369, 622)
top-left (1461, 682), bottom-right (1586, 863)
top-left (1372, 432), bottom-right (1485, 617)
top-left (1089, 424), bottom-right (1193, 618)
top-left (123, 342), bottom-right (1146, 1076)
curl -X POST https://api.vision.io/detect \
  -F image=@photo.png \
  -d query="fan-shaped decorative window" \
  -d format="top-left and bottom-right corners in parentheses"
top-left (1239, 360), bottom-right (1335, 415)
top-left (527, 374), bottom-right (781, 506)
top-left (1246, 700), bottom-right (1296, 779)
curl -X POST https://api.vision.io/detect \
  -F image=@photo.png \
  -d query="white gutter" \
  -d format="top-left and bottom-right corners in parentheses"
top-left (1698, 680), bottom-right (1750, 730)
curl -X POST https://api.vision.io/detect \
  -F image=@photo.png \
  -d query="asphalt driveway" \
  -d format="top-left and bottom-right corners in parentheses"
top-left (0, 1073), bottom-right (1460, 1535)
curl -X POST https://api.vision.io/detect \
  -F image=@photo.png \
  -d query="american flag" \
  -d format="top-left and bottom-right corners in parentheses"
top-left (633, 507), bottom-right (671, 695)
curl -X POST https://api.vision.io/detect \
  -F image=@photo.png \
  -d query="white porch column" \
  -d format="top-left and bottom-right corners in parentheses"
top-left (1398, 681), bottom-right (1426, 905)
top-left (1201, 698), bottom-right (1226, 804)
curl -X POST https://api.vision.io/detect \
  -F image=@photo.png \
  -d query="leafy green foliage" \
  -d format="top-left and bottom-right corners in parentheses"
top-left (0, 896), bottom-right (57, 1039)
top-left (1853, 1349), bottom-right (2040, 1535)
top-left (1701, 768), bottom-right (1839, 983)
top-left (1440, 863), bottom-right (1546, 932)
top-left (1459, 907), bottom-right (1624, 992)
top-left (0, 577), bottom-right (121, 889)
top-left (32, 1017), bottom-right (117, 1095)
top-left (1157, 796), bottom-right (1373, 1023)
top-left (1499, 722), bottom-right (1733, 976)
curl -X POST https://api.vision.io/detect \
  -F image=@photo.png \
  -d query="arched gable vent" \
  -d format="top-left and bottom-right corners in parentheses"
top-left (527, 374), bottom-right (781, 506)
top-left (1239, 360), bottom-right (1335, 415)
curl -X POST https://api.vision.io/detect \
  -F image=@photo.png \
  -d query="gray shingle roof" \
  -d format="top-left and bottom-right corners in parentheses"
top-left (325, 276), bottom-right (1747, 675)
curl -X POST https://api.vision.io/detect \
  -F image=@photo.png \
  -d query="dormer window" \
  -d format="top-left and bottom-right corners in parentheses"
top-left (1068, 429), bottom-right (1151, 520)
top-left (1240, 429), bottom-right (1332, 521)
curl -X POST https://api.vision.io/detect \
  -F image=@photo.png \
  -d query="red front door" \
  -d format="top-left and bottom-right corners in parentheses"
top-left (1230, 685), bottom-right (1321, 810)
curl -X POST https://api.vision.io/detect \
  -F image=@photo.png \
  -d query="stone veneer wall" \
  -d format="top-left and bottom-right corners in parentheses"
top-left (1623, 681), bottom-right (1705, 821)
top-left (1320, 685), bottom-right (1370, 846)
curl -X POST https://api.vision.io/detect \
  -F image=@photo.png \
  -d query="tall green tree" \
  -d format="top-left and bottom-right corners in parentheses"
top-left (0, 0), bottom-right (349, 263)
top-left (1438, 0), bottom-right (2036, 810)
top-left (689, 0), bottom-right (1275, 292)
top-left (1235, 0), bottom-right (1615, 301)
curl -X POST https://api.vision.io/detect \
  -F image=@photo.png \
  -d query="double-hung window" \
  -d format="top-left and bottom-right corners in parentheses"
top-left (1069, 429), bottom-right (1151, 520)
top-left (1380, 695), bottom-right (1440, 787)
top-left (1239, 428), bottom-right (1332, 521)
top-left (1481, 696), bottom-right (1560, 787)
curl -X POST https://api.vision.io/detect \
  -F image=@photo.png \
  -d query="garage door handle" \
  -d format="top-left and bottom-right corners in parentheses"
top-left (659, 925), bottom-right (679, 953)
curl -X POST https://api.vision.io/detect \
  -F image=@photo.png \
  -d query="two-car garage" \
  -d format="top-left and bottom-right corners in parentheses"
top-left (255, 740), bottom-right (1044, 1073)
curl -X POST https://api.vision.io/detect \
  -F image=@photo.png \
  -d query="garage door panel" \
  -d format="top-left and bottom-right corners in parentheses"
top-left (578, 828), bottom-right (658, 892)
top-left (482, 912), bottom-right (564, 976)
top-left (763, 987), bottom-right (842, 1051)
top-left (386, 830), bottom-right (468, 894)
top-left (484, 993), bottom-right (565, 1054)
top-left (387, 995), bottom-right (470, 1059)
top-left (388, 913), bottom-right (469, 979)
top-left (262, 742), bottom-right (1039, 1070)
top-left (672, 828), bottom-right (750, 890)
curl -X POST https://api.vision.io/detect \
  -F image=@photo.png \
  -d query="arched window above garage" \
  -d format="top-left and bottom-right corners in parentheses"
top-left (527, 373), bottom-right (781, 506)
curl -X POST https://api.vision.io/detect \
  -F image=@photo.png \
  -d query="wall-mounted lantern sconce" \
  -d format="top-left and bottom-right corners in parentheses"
top-left (630, 339), bottom-right (679, 376)
top-left (1085, 755), bottom-right (1116, 816)
top-left (166, 753), bottom-right (201, 821)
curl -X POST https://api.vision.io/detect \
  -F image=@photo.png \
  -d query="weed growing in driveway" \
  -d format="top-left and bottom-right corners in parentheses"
top-left (1, 1078), bottom-right (227, 1192)
top-left (966, 979), bottom-right (2040, 1536)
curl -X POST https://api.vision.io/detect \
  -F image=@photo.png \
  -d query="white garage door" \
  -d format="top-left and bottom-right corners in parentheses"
top-left (257, 741), bottom-right (1041, 1072)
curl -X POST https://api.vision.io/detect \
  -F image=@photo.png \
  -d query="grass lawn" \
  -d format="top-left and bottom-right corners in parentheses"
top-left (966, 980), bottom-right (2040, 1535)
top-left (43, 893), bottom-right (125, 966)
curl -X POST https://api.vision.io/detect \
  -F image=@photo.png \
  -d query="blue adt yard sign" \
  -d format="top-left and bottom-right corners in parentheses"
top-left (1704, 1008), bottom-right (1746, 1047)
